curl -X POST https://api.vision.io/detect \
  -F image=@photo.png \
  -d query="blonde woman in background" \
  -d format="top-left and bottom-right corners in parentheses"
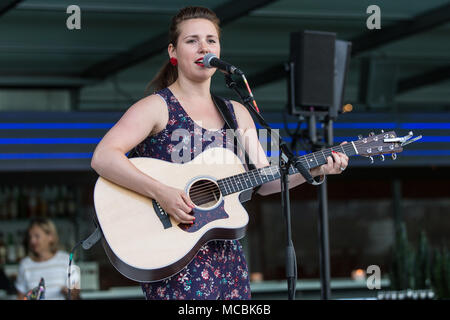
top-left (15, 218), bottom-right (79, 300)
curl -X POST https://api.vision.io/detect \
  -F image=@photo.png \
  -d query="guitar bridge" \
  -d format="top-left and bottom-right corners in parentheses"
top-left (152, 200), bottom-right (172, 229)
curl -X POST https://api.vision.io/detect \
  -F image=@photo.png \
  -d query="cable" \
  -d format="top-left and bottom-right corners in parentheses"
top-left (240, 74), bottom-right (259, 113)
top-left (282, 111), bottom-right (306, 155)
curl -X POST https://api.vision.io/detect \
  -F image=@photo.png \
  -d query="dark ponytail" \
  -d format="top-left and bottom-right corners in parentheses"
top-left (145, 61), bottom-right (178, 95)
top-left (145, 6), bottom-right (221, 95)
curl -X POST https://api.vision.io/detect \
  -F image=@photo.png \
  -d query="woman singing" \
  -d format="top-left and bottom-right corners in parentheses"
top-left (91, 6), bottom-right (348, 300)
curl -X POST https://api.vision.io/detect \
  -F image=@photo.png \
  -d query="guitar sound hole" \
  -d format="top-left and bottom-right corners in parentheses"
top-left (188, 179), bottom-right (221, 209)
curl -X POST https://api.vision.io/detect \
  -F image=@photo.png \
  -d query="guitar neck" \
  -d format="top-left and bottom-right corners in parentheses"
top-left (217, 143), bottom-right (358, 196)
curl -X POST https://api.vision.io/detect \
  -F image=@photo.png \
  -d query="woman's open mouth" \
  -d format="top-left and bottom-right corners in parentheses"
top-left (195, 57), bottom-right (204, 67)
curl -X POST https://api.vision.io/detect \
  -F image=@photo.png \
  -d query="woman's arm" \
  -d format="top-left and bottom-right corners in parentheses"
top-left (91, 94), bottom-right (195, 224)
top-left (91, 94), bottom-right (165, 199)
top-left (16, 292), bottom-right (26, 300)
top-left (230, 101), bottom-right (349, 196)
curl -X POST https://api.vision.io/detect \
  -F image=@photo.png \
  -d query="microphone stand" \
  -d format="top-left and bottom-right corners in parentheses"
top-left (223, 74), bottom-right (314, 300)
top-left (309, 113), bottom-right (332, 300)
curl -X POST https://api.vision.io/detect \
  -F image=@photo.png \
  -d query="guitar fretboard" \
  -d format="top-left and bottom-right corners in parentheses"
top-left (217, 143), bottom-right (357, 196)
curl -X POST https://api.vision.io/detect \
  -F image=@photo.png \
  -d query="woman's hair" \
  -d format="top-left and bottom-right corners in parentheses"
top-left (26, 217), bottom-right (60, 258)
top-left (145, 6), bottom-right (221, 94)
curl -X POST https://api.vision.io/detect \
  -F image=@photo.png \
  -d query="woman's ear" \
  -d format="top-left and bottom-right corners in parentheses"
top-left (168, 43), bottom-right (176, 59)
top-left (47, 233), bottom-right (55, 247)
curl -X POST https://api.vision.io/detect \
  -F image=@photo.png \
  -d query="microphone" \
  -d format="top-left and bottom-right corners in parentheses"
top-left (203, 53), bottom-right (244, 76)
top-left (24, 277), bottom-right (45, 300)
top-left (37, 277), bottom-right (45, 300)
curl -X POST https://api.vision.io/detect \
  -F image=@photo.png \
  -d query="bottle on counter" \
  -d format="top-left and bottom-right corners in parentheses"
top-left (10, 186), bottom-right (19, 220)
top-left (38, 186), bottom-right (49, 218)
top-left (57, 185), bottom-right (67, 217)
top-left (67, 187), bottom-right (77, 218)
top-left (18, 186), bottom-right (28, 219)
top-left (3, 187), bottom-right (11, 220)
top-left (48, 185), bottom-right (58, 218)
top-left (15, 230), bottom-right (26, 263)
top-left (0, 232), bottom-right (6, 265)
top-left (6, 232), bottom-right (17, 264)
top-left (0, 187), bottom-right (6, 220)
top-left (27, 187), bottom-right (38, 218)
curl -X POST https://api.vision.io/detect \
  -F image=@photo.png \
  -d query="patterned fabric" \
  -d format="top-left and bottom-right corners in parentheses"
top-left (141, 240), bottom-right (250, 300)
top-left (137, 88), bottom-right (251, 300)
top-left (133, 88), bottom-right (238, 162)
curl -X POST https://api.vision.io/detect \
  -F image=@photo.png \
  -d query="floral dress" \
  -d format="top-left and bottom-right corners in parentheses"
top-left (136, 88), bottom-right (251, 300)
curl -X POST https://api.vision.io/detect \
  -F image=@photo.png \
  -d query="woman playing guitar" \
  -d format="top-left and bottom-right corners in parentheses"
top-left (91, 6), bottom-right (349, 300)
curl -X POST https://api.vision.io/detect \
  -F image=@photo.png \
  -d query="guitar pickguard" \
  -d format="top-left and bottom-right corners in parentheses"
top-left (178, 200), bottom-right (229, 233)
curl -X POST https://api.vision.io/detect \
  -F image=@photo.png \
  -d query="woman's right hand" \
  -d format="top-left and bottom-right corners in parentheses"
top-left (154, 184), bottom-right (196, 224)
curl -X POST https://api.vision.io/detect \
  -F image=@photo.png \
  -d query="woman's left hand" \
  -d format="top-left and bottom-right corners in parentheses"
top-left (311, 142), bottom-right (349, 177)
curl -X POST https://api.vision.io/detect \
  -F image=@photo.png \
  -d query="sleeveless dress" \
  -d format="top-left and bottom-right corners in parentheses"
top-left (136, 88), bottom-right (251, 300)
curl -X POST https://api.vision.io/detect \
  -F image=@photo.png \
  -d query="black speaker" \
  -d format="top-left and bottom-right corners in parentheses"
top-left (289, 30), bottom-right (336, 113)
top-left (359, 58), bottom-right (397, 109)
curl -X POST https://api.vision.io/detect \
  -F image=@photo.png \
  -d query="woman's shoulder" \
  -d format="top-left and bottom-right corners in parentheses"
top-left (132, 92), bottom-right (168, 112)
top-left (228, 100), bottom-right (250, 115)
top-left (18, 255), bottom-right (33, 267)
top-left (118, 92), bottom-right (169, 132)
top-left (19, 251), bottom-right (69, 267)
top-left (228, 100), bottom-right (255, 129)
top-left (55, 250), bottom-right (70, 260)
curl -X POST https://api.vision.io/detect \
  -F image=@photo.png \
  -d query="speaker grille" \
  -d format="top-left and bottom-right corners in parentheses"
top-left (290, 31), bottom-right (336, 108)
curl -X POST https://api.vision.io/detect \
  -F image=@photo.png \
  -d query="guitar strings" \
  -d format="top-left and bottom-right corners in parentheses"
top-left (189, 189), bottom-right (220, 200)
top-left (189, 174), bottom-right (261, 197)
top-left (189, 181), bottom-right (216, 192)
top-left (189, 175), bottom-right (261, 202)
top-left (188, 180), bottom-right (234, 195)
top-left (190, 193), bottom-right (217, 203)
top-left (189, 171), bottom-right (264, 196)
top-left (189, 144), bottom-right (350, 197)
top-left (190, 192), bottom-right (221, 205)
top-left (187, 138), bottom-right (389, 202)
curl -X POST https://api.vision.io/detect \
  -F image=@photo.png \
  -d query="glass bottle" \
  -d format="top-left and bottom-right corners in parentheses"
top-left (6, 232), bottom-right (17, 264)
top-left (0, 232), bottom-right (6, 265)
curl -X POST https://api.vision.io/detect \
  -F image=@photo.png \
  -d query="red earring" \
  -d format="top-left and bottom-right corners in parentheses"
top-left (169, 57), bottom-right (178, 66)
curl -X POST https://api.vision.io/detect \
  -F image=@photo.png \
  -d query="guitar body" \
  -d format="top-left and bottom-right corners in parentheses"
top-left (93, 147), bottom-right (249, 282)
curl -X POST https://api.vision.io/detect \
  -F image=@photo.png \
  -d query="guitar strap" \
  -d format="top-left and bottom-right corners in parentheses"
top-left (211, 94), bottom-right (256, 171)
top-left (211, 94), bottom-right (263, 197)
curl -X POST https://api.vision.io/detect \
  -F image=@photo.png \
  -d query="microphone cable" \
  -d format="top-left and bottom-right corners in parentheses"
top-left (240, 74), bottom-right (260, 113)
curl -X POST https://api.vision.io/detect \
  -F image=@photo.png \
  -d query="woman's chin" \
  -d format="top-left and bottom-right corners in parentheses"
top-left (192, 69), bottom-right (217, 81)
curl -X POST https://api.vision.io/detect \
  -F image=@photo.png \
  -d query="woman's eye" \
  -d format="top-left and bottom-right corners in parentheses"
top-left (187, 39), bottom-right (196, 43)
top-left (208, 39), bottom-right (216, 43)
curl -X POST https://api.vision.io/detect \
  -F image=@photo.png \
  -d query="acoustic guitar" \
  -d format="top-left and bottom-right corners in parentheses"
top-left (93, 131), bottom-right (419, 282)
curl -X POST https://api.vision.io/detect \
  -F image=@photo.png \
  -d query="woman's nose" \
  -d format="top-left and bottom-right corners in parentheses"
top-left (199, 40), bottom-right (210, 53)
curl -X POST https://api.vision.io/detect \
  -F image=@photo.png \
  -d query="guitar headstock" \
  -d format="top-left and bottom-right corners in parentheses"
top-left (354, 130), bottom-right (422, 162)
top-left (355, 131), bottom-right (403, 159)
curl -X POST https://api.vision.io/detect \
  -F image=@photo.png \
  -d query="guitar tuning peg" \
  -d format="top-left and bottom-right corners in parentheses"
top-left (380, 154), bottom-right (385, 161)
top-left (392, 153), bottom-right (397, 160)
top-left (380, 129), bottom-right (384, 133)
top-left (358, 134), bottom-right (363, 140)
top-left (369, 156), bottom-right (374, 164)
